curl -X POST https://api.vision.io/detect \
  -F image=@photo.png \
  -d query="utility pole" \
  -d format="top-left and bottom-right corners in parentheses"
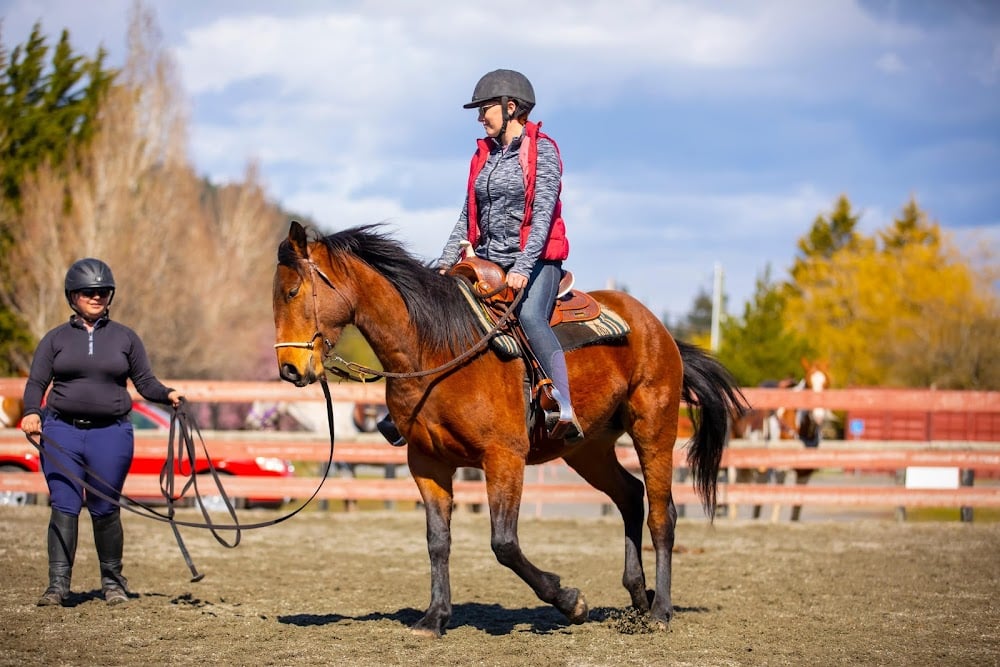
top-left (710, 262), bottom-right (723, 352)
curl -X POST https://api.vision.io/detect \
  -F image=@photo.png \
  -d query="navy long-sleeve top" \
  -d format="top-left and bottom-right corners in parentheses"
top-left (22, 315), bottom-right (174, 420)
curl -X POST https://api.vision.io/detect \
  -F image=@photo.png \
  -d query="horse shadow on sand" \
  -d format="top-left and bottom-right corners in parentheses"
top-left (278, 603), bottom-right (711, 636)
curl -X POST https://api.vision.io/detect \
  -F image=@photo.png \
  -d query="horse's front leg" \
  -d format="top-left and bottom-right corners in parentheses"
top-left (485, 451), bottom-right (589, 625)
top-left (409, 469), bottom-right (455, 638)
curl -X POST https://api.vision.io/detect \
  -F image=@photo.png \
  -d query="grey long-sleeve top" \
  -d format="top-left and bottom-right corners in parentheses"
top-left (439, 131), bottom-right (562, 276)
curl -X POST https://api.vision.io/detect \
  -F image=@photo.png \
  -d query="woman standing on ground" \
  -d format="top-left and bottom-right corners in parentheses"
top-left (21, 258), bottom-right (182, 606)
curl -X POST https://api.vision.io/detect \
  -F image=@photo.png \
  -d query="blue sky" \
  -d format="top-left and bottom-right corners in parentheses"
top-left (3, 0), bottom-right (998, 321)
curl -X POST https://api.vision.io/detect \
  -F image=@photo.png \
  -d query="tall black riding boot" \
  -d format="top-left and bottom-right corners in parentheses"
top-left (376, 414), bottom-right (406, 447)
top-left (37, 509), bottom-right (78, 606)
top-left (92, 510), bottom-right (129, 605)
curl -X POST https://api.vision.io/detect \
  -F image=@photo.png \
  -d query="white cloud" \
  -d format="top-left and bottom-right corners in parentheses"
top-left (171, 0), bottom-right (888, 107)
top-left (4, 0), bottom-right (998, 323)
top-left (876, 52), bottom-right (906, 74)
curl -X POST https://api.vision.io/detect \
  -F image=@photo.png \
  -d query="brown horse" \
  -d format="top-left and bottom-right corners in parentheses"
top-left (0, 396), bottom-right (24, 429)
top-left (781, 358), bottom-right (831, 521)
top-left (271, 221), bottom-right (747, 637)
top-left (732, 358), bottom-right (831, 521)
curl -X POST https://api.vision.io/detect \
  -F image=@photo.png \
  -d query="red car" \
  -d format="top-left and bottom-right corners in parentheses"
top-left (0, 402), bottom-right (293, 509)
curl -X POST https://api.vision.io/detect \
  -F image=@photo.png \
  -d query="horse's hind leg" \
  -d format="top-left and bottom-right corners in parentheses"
top-left (626, 391), bottom-right (681, 629)
top-left (563, 440), bottom-right (650, 611)
top-left (641, 452), bottom-right (678, 629)
top-left (484, 450), bottom-right (589, 625)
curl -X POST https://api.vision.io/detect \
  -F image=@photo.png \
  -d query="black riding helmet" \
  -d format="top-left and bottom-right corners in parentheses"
top-left (64, 257), bottom-right (116, 311)
top-left (464, 69), bottom-right (536, 141)
top-left (463, 69), bottom-right (536, 113)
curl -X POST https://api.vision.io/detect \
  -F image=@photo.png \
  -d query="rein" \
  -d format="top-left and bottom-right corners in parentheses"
top-left (329, 286), bottom-right (522, 381)
top-left (274, 257), bottom-right (525, 382)
top-left (25, 380), bottom-right (340, 582)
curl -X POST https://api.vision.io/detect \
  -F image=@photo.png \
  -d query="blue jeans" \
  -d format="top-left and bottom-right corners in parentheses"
top-left (40, 414), bottom-right (134, 518)
top-left (516, 261), bottom-right (573, 414)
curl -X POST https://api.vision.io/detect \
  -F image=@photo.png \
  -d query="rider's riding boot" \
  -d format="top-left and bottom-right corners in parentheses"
top-left (37, 509), bottom-right (78, 606)
top-left (376, 415), bottom-right (406, 447)
top-left (92, 510), bottom-right (129, 605)
top-left (544, 352), bottom-right (584, 444)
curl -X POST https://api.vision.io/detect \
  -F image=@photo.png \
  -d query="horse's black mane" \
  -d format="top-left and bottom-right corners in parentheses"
top-left (280, 224), bottom-right (480, 355)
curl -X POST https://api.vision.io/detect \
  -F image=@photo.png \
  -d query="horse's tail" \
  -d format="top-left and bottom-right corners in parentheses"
top-left (677, 340), bottom-right (750, 520)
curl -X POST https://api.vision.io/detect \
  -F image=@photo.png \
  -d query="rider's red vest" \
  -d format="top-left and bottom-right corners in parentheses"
top-left (465, 121), bottom-right (569, 261)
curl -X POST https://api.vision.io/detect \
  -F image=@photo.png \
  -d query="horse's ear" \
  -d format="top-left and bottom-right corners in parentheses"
top-left (288, 220), bottom-right (308, 256)
top-left (800, 357), bottom-right (811, 370)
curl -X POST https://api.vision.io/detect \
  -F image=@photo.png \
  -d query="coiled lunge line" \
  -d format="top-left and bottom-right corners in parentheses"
top-left (26, 376), bottom-right (340, 581)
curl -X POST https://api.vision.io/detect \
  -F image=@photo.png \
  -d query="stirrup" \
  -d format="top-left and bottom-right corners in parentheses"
top-left (545, 411), bottom-right (585, 444)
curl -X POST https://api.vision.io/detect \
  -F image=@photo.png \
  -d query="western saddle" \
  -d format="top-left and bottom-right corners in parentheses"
top-left (447, 256), bottom-right (601, 326)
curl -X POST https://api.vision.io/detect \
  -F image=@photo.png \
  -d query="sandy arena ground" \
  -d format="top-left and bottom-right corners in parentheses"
top-left (1, 505), bottom-right (998, 666)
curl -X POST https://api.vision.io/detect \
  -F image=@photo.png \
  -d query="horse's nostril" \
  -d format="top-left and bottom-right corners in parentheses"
top-left (279, 363), bottom-right (300, 383)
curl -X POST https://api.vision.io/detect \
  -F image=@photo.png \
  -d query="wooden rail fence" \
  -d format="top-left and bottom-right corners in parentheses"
top-left (1, 379), bottom-right (998, 516)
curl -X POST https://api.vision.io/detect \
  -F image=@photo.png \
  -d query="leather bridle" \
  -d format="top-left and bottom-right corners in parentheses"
top-left (273, 251), bottom-right (524, 383)
top-left (273, 257), bottom-right (340, 359)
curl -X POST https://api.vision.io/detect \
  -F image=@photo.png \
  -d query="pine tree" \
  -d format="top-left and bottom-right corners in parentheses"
top-left (716, 265), bottom-right (812, 386)
top-left (788, 194), bottom-right (862, 290)
top-left (0, 22), bottom-right (115, 372)
top-left (0, 24), bottom-right (113, 206)
top-left (670, 286), bottom-right (715, 344)
top-left (879, 196), bottom-right (940, 250)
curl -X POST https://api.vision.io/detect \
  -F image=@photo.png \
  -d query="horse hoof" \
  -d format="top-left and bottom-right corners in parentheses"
top-left (649, 606), bottom-right (672, 632)
top-left (570, 592), bottom-right (589, 624)
top-left (557, 588), bottom-right (589, 624)
top-left (409, 626), bottom-right (441, 639)
top-left (410, 613), bottom-right (447, 639)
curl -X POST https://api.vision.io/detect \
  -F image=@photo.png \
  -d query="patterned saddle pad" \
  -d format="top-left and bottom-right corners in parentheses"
top-left (455, 280), bottom-right (630, 360)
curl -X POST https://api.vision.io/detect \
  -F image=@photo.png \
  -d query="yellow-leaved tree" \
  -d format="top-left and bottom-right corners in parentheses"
top-left (785, 197), bottom-right (999, 388)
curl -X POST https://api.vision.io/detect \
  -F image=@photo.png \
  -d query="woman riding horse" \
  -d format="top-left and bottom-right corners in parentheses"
top-left (272, 221), bottom-right (747, 637)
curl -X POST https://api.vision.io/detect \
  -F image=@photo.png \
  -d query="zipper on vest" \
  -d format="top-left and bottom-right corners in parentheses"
top-left (482, 155), bottom-right (502, 261)
top-left (88, 328), bottom-right (95, 356)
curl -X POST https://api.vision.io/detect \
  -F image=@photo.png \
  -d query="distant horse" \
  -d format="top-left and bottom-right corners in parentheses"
top-left (0, 394), bottom-right (29, 506)
top-left (732, 359), bottom-right (830, 521)
top-left (780, 359), bottom-right (830, 521)
top-left (0, 396), bottom-right (24, 429)
top-left (271, 221), bottom-right (747, 637)
top-left (246, 399), bottom-right (357, 434)
top-left (351, 402), bottom-right (389, 433)
top-left (731, 376), bottom-right (798, 444)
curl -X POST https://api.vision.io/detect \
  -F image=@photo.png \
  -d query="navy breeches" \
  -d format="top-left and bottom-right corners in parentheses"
top-left (40, 414), bottom-right (134, 518)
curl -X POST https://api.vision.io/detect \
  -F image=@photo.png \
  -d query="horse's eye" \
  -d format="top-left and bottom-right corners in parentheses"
top-left (287, 285), bottom-right (300, 300)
